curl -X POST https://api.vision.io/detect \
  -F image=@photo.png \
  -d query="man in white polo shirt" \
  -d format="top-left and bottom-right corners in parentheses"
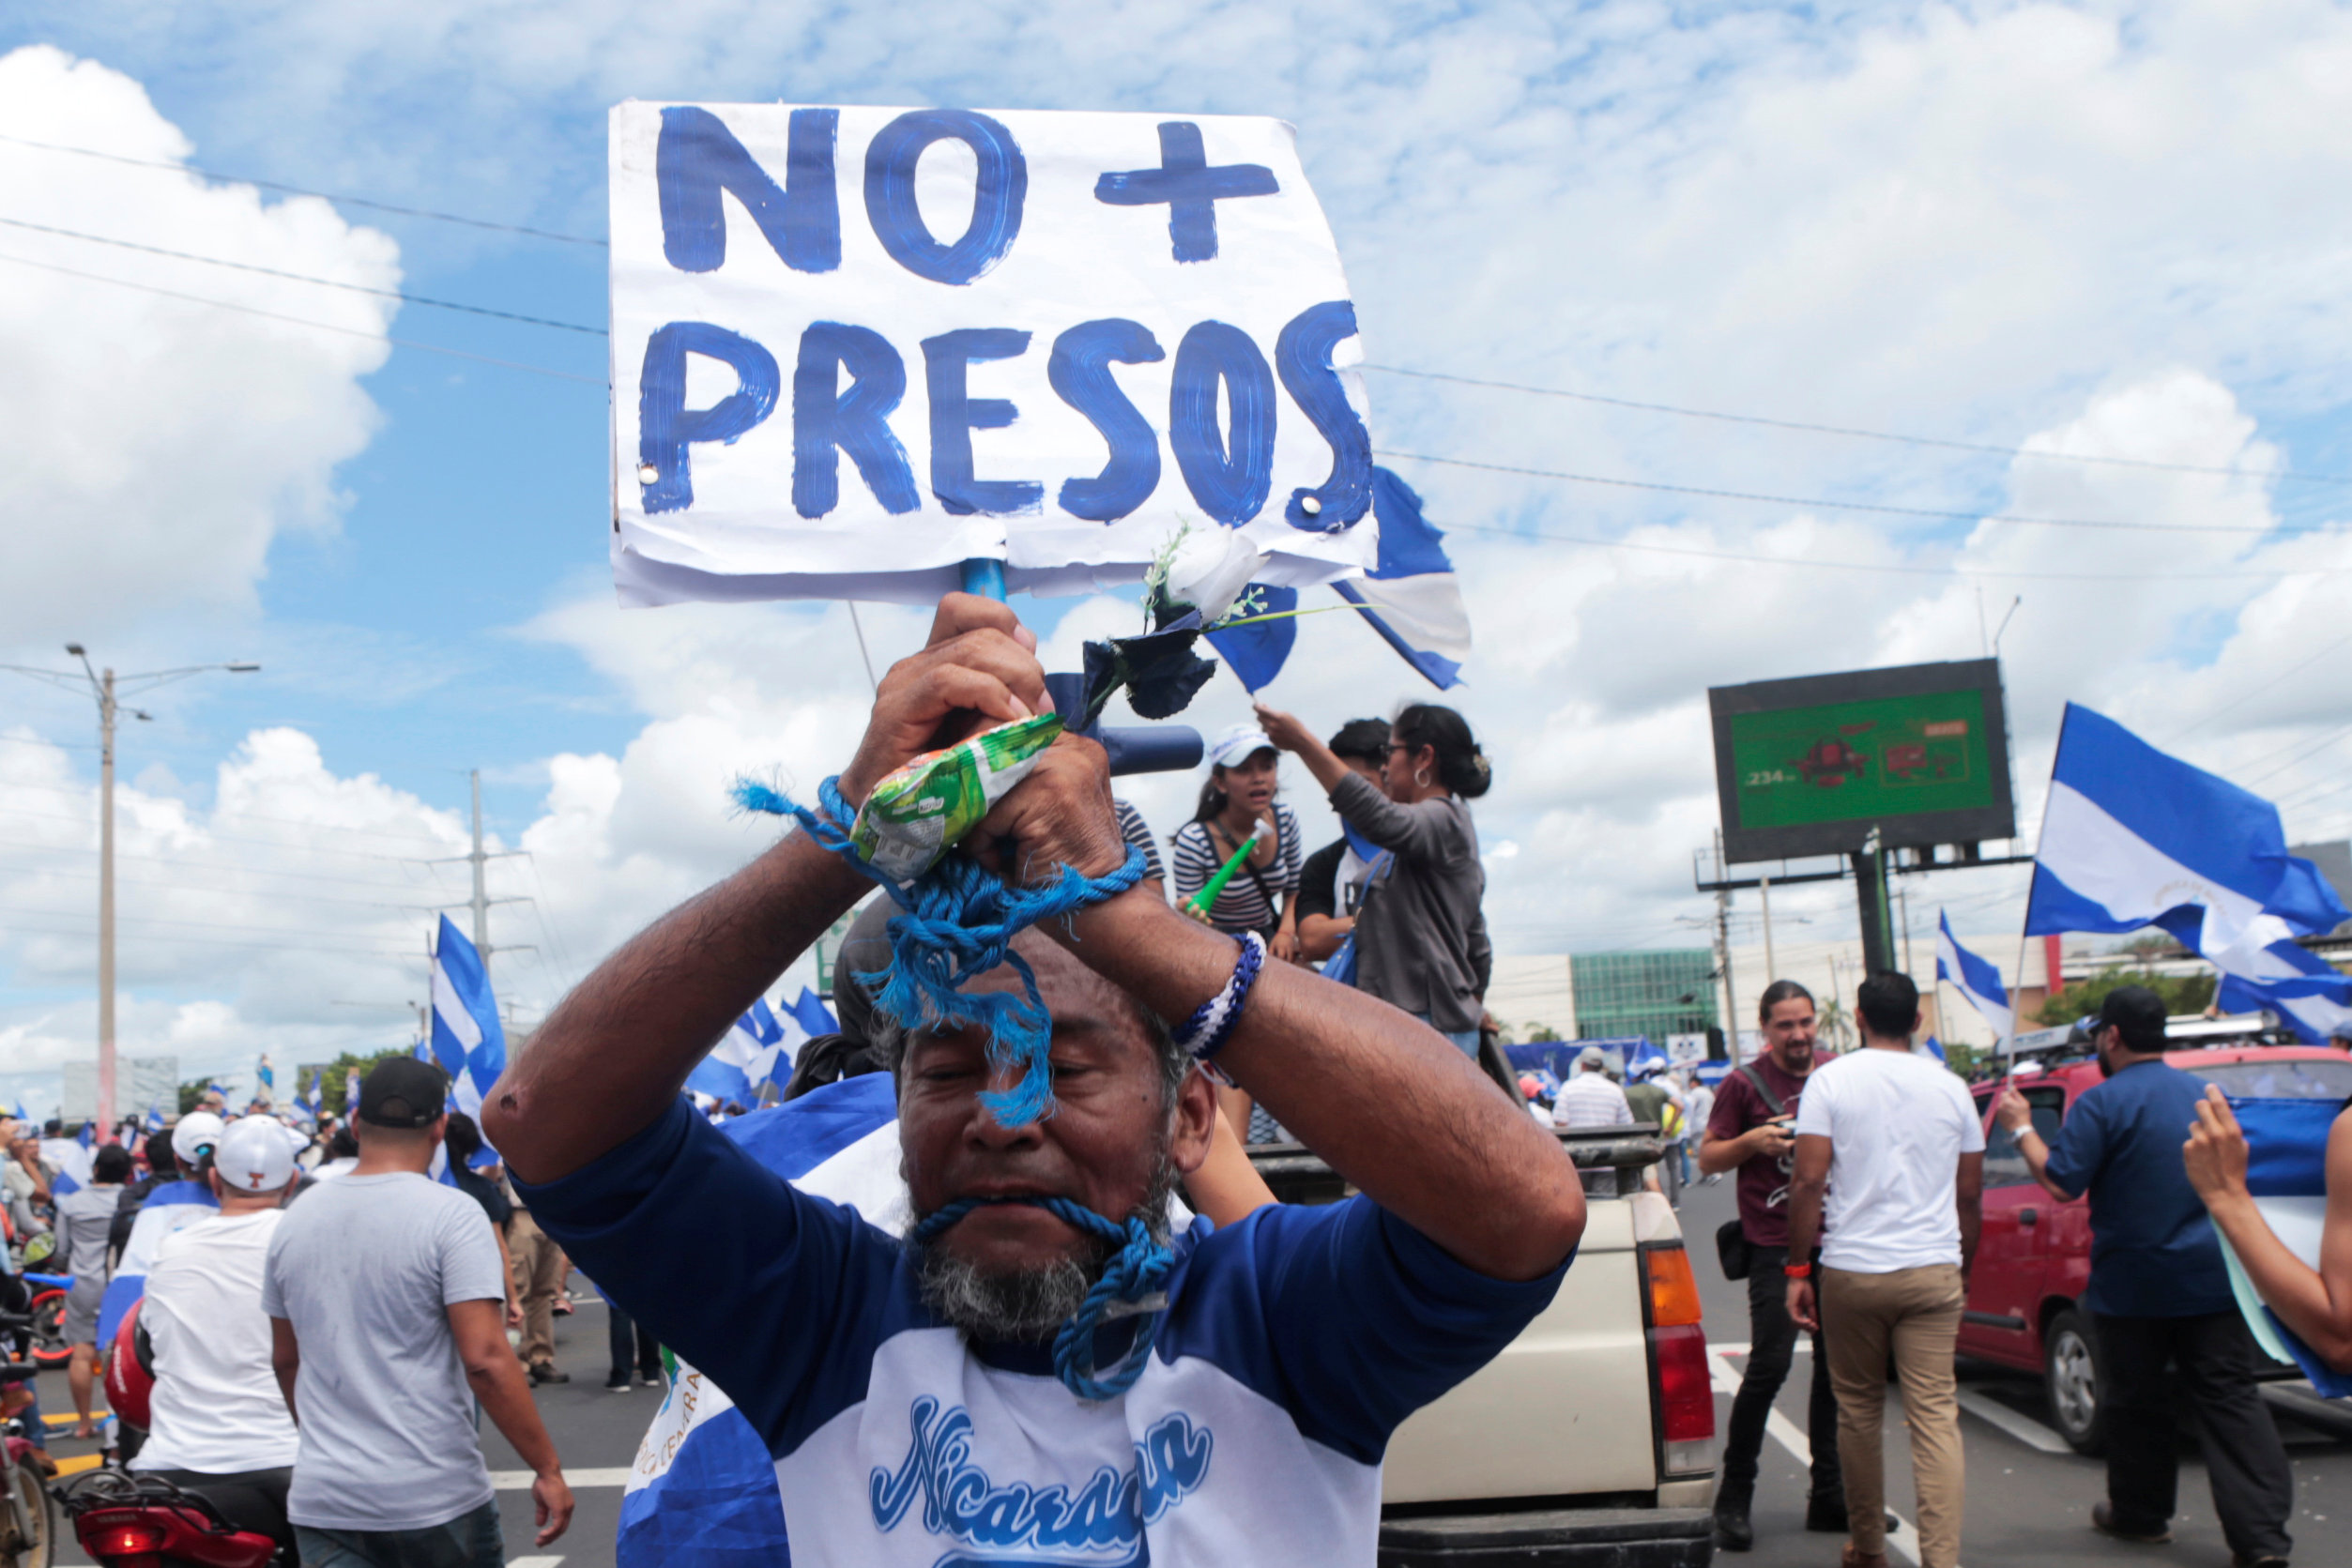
top-left (1784, 971), bottom-right (1983, 1568)
top-left (130, 1116), bottom-right (304, 1552)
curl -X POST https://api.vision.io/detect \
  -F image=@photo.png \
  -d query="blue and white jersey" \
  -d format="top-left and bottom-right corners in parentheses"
top-left (524, 1092), bottom-right (1566, 1567)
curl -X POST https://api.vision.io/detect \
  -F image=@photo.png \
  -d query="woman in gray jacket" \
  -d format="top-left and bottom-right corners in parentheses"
top-left (1255, 701), bottom-right (1493, 1055)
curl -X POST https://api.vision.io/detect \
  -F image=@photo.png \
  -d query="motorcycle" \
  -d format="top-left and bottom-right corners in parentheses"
top-left (16, 1276), bottom-right (70, 1372)
top-left (53, 1470), bottom-right (276, 1568)
top-left (0, 1312), bottom-right (53, 1568)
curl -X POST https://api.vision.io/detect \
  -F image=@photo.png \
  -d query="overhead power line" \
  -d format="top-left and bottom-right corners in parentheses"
top-left (0, 251), bottom-right (606, 386)
top-left (1364, 366), bottom-right (2352, 487)
top-left (1376, 449), bottom-right (2335, 538)
top-left (0, 130), bottom-right (603, 247)
top-left (0, 214), bottom-right (605, 335)
top-left (1436, 517), bottom-right (2344, 583)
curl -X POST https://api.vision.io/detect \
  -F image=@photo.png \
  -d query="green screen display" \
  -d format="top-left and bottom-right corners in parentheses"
top-left (1728, 688), bottom-right (1997, 832)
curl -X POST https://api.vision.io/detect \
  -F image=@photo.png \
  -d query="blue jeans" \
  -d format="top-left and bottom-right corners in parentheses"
top-left (296, 1499), bottom-right (503, 1568)
top-left (1413, 1011), bottom-right (1482, 1058)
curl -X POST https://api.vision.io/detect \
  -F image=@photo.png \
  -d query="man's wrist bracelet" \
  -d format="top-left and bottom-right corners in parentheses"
top-left (1171, 932), bottom-right (1267, 1069)
top-left (1783, 1261), bottom-right (1812, 1278)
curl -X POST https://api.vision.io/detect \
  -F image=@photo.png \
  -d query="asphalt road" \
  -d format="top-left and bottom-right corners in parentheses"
top-left (33, 1182), bottom-right (2352, 1568)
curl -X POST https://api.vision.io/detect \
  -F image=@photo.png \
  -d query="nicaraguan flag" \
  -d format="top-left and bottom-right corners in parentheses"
top-left (1203, 583), bottom-right (1300, 693)
top-left (144, 1104), bottom-right (164, 1134)
top-left (2209, 1097), bottom-right (2352, 1396)
top-left (618, 1075), bottom-right (903, 1568)
top-left (1331, 467), bottom-right (1471, 691)
top-left (686, 998), bottom-right (787, 1106)
top-left (97, 1176), bottom-right (220, 1347)
top-left (2024, 704), bottom-right (2352, 1043)
top-left (431, 914), bottom-right (507, 1119)
top-left (1936, 913), bottom-right (2014, 1042)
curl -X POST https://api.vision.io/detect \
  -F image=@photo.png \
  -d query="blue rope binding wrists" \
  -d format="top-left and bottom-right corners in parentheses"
top-left (734, 774), bottom-right (1146, 1130)
top-left (912, 1195), bottom-right (1174, 1401)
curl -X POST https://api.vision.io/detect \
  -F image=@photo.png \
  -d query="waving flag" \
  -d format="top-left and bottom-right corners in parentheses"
top-left (1203, 583), bottom-right (1300, 693)
top-left (618, 1075), bottom-right (903, 1568)
top-left (1332, 467), bottom-right (1471, 691)
top-left (686, 999), bottom-right (787, 1106)
top-left (144, 1104), bottom-right (164, 1134)
top-left (2025, 704), bottom-right (2352, 1043)
top-left (2208, 1097), bottom-right (2352, 1396)
top-left (431, 915), bottom-right (508, 1119)
top-left (1935, 913), bottom-right (2014, 1041)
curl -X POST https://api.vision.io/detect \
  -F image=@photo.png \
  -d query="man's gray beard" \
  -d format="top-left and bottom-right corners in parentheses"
top-left (908, 1155), bottom-right (1181, 1343)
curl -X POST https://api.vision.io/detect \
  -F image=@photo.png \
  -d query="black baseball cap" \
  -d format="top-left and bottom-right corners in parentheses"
top-left (358, 1057), bottom-right (449, 1128)
top-left (2089, 985), bottom-right (2169, 1050)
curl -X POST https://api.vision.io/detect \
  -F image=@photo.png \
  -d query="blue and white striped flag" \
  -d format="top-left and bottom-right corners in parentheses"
top-left (1935, 913), bottom-right (2013, 1042)
top-left (2025, 704), bottom-right (2352, 1043)
top-left (618, 1075), bottom-right (903, 1568)
top-left (144, 1104), bottom-right (164, 1134)
top-left (686, 989), bottom-right (840, 1106)
top-left (431, 914), bottom-right (507, 1119)
top-left (1331, 467), bottom-right (1472, 690)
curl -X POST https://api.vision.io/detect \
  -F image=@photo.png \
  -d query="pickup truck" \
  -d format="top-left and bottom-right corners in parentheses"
top-left (1254, 1123), bottom-right (1717, 1567)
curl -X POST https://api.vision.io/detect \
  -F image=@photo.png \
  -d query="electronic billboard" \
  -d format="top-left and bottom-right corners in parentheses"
top-left (1708, 659), bottom-right (2016, 864)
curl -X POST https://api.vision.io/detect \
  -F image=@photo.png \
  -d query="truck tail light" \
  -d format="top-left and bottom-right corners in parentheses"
top-left (1642, 1243), bottom-right (1718, 1479)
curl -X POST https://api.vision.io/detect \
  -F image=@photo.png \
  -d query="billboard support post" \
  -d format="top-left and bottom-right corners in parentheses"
top-left (1853, 827), bottom-right (1896, 977)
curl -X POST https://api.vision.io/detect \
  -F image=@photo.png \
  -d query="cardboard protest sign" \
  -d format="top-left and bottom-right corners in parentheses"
top-left (609, 104), bottom-right (1379, 605)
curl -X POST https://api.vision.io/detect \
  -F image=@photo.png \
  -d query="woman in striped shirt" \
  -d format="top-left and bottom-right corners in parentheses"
top-left (1169, 723), bottom-right (1304, 962)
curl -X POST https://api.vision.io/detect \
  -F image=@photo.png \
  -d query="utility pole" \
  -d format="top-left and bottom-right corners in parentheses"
top-left (2, 647), bottom-right (257, 1131)
top-left (1759, 874), bottom-right (1777, 984)
top-left (431, 769), bottom-right (529, 983)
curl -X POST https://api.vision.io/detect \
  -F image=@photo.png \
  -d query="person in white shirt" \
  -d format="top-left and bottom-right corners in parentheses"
top-left (1784, 972), bottom-right (1984, 1568)
top-left (131, 1117), bottom-right (305, 1553)
top-left (1553, 1046), bottom-right (1635, 1130)
top-left (1679, 1072), bottom-right (1716, 1186)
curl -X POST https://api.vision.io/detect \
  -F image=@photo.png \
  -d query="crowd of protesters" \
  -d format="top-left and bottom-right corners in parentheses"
top-left (7, 648), bottom-right (2344, 1568)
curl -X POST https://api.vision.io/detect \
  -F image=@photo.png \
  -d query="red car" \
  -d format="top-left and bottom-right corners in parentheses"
top-left (1959, 1025), bottom-right (2352, 1454)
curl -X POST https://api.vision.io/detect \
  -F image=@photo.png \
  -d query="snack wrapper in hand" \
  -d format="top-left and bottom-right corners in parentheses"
top-left (849, 712), bottom-right (1064, 882)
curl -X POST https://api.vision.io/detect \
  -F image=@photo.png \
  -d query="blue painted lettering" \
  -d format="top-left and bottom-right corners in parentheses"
top-left (636, 321), bottom-right (779, 515)
top-left (1048, 320), bottom-right (1164, 523)
top-left (656, 106), bottom-right (840, 275)
top-left (792, 322), bottom-right (919, 518)
top-left (1094, 122), bottom-right (1279, 264)
top-left (922, 328), bottom-right (1043, 517)
top-left (1275, 300), bottom-right (1371, 530)
top-left (1168, 321), bottom-right (1275, 525)
top-left (863, 111), bottom-right (1027, 286)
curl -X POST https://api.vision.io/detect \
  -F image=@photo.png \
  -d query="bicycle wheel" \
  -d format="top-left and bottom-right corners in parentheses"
top-left (1, 1456), bottom-right (53, 1568)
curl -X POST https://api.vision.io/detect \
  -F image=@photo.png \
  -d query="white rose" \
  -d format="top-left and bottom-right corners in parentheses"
top-left (1161, 526), bottom-right (1269, 625)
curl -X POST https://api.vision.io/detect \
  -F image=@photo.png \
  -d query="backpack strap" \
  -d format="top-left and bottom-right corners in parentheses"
top-left (1735, 1062), bottom-right (1787, 1119)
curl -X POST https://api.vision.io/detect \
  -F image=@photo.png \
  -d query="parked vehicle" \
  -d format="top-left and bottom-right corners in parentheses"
top-left (1253, 1122), bottom-right (1717, 1567)
top-left (1958, 1016), bottom-right (2352, 1454)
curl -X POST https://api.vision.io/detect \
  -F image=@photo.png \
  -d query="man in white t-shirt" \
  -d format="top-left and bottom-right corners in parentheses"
top-left (1783, 971), bottom-right (1982, 1568)
top-left (130, 1116), bottom-right (304, 1551)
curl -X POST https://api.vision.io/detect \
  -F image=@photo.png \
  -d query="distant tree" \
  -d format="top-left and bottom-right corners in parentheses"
top-left (1525, 1023), bottom-right (1563, 1043)
top-left (2035, 967), bottom-right (2215, 1028)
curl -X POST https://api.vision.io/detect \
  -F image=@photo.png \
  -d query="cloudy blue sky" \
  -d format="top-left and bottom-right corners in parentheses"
top-left (6, 0), bottom-right (2352, 1111)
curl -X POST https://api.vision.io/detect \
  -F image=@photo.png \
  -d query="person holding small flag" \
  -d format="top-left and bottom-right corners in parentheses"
top-left (1286, 719), bottom-right (1391, 965)
top-left (1255, 702), bottom-right (1493, 1056)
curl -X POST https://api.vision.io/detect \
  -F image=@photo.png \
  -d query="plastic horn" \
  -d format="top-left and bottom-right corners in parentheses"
top-left (1183, 817), bottom-right (1270, 920)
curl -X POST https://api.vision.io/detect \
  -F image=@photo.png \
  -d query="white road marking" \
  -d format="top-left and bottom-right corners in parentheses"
top-left (507, 1558), bottom-right (565, 1568)
top-left (1710, 1347), bottom-right (1949, 1568)
top-left (1953, 1389), bottom-right (2072, 1454)
top-left (493, 1468), bottom-right (634, 1489)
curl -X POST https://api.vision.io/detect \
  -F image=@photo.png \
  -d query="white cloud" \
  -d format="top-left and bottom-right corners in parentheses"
top-left (0, 44), bottom-right (397, 654)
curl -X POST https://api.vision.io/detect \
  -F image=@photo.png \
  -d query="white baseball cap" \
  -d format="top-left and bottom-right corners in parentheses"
top-left (1207, 723), bottom-right (1276, 769)
top-left (170, 1110), bottom-right (226, 1166)
top-left (214, 1116), bottom-right (298, 1194)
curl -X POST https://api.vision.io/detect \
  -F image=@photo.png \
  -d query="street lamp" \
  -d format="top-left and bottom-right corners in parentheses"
top-left (1, 646), bottom-right (260, 1130)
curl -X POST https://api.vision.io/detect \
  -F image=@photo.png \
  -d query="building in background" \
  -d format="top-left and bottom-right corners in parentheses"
top-left (1566, 950), bottom-right (1718, 1046)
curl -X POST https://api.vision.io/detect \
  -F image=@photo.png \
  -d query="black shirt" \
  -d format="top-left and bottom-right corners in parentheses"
top-left (1294, 839), bottom-right (1349, 924)
top-left (451, 1166), bottom-right (512, 1231)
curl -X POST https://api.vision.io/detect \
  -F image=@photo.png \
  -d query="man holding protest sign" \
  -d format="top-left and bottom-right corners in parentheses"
top-left (486, 592), bottom-right (1583, 1566)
